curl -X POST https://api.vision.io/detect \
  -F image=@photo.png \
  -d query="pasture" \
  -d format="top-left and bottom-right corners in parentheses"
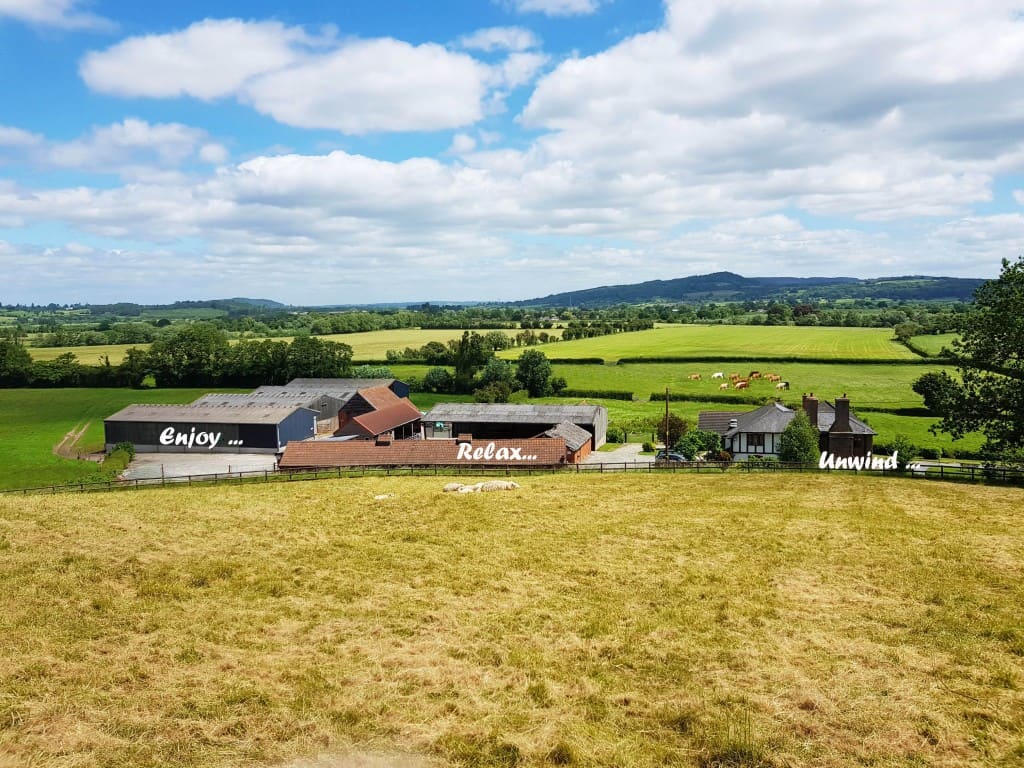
top-left (27, 328), bottom-right (561, 364)
top-left (908, 333), bottom-right (960, 357)
top-left (500, 325), bottom-right (917, 363)
top-left (1, 475), bottom-right (1021, 767)
top-left (550, 362), bottom-right (947, 410)
top-left (0, 388), bottom-right (242, 490)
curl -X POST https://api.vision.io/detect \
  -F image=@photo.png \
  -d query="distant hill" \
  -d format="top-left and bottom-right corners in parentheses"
top-left (510, 272), bottom-right (986, 307)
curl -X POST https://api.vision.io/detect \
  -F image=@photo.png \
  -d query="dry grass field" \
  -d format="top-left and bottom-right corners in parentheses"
top-left (1, 474), bottom-right (1022, 768)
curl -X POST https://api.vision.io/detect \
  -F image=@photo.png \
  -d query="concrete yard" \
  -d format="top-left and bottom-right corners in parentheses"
top-left (121, 453), bottom-right (278, 481)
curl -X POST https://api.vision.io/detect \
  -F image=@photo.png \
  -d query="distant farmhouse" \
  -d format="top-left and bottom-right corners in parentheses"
top-left (699, 394), bottom-right (875, 461)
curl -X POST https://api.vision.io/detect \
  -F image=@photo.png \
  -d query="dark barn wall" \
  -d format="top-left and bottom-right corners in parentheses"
top-left (105, 421), bottom-right (281, 454)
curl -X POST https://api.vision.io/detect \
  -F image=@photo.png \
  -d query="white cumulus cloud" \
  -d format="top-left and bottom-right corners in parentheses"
top-left (506, 0), bottom-right (602, 17)
top-left (459, 26), bottom-right (539, 52)
top-left (0, 0), bottom-right (111, 29)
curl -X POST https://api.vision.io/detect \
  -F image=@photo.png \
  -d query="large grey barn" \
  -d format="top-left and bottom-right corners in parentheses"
top-left (104, 404), bottom-right (316, 454)
top-left (420, 403), bottom-right (608, 449)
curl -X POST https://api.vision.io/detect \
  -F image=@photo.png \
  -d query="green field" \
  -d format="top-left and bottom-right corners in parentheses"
top-left (552, 362), bottom-right (945, 409)
top-left (0, 388), bottom-right (244, 490)
top-left (908, 333), bottom-right (960, 356)
top-left (1, 475), bottom-right (1021, 767)
top-left (28, 328), bottom-right (563, 364)
top-left (501, 326), bottom-right (917, 363)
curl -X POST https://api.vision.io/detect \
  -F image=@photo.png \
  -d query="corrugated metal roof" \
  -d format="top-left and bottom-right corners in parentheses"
top-left (542, 421), bottom-right (592, 452)
top-left (285, 378), bottom-right (397, 390)
top-left (105, 404), bottom-right (314, 425)
top-left (192, 392), bottom-right (321, 409)
top-left (422, 403), bottom-right (605, 425)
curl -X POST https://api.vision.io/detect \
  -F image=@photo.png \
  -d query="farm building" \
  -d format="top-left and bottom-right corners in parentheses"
top-left (698, 394), bottom-right (875, 461)
top-left (279, 434), bottom-right (569, 469)
top-left (419, 403), bottom-right (608, 450)
top-left (284, 378), bottom-right (410, 399)
top-left (193, 389), bottom-right (350, 434)
top-left (104, 404), bottom-right (316, 454)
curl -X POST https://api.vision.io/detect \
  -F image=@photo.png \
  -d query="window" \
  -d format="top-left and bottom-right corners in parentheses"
top-left (747, 433), bottom-right (765, 450)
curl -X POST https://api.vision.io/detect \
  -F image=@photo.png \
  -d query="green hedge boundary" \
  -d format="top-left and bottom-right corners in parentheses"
top-left (617, 356), bottom-right (949, 365)
top-left (560, 388), bottom-right (635, 401)
top-left (649, 391), bottom-right (771, 405)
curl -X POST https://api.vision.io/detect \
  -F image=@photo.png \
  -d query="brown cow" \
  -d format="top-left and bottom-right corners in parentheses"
top-left (749, 371), bottom-right (761, 379)
top-left (688, 373), bottom-right (701, 380)
top-left (735, 380), bottom-right (749, 389)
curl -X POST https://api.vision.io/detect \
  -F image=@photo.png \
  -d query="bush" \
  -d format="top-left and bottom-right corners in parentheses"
top-left (605, 426), bottom-right (625, 444)
top-left (888, 434), bottom-right (918, 471)
top-left (559, 388), bottom-right (634, 401)
top-left (113, 441), bottom-right (136, 460)
top-left (920, 447), bottom-right (941, 460)
top-left (642, 441), bottom-right (656, 453)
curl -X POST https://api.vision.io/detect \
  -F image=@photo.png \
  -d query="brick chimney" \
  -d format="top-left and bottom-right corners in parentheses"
top-left (802, 393), bottom-right (819, 428)
top-left (375, 431), bottom-right (393, 446)
top-left (830, 394), bottom-right (852, 433)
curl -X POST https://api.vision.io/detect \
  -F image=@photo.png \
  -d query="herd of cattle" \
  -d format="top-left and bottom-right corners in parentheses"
top-left (686, 370), bottom-right (790, 390)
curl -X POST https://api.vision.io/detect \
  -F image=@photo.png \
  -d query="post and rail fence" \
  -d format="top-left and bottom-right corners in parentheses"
top-left (2, 459), bottom-right (1022, 496)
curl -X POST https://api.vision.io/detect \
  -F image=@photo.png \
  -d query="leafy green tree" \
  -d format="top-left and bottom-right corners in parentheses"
top-left (653, 413), bottom-right (689, 447)
top-left (284, 336), bottom-right (353, 381)
top-left (422, 367), bottom-right (453, 393)
top-left (0, 339), bottom-right (33, 386)
top-left (449, 331), bottom-right (492, 392)
top-left (146, 322), bottom-right (230, 386)
top-left (482, 330), bottom-right (512, 351)
top-left (476, 357), bottom-right (517, 390)
top-left (912, 371), bottom-right (959, 416)
top-left (933, 256), bottom-right (1024, 457)
top-left (473, 380), bottom-right (513, 403)
top-left (516, 349), bottom-right (554, 397)
top-left (778, 410), bottom-right (820, 462)
top-left (675, 429), bottom-right (722, 460)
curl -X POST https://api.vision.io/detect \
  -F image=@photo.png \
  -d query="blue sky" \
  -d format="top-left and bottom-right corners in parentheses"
top-left (1, 0), bottom-right (1023, 304)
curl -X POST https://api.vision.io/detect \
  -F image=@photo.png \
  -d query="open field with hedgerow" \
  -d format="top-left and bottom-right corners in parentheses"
top-left (908, 333), bottom-right (960, 357)
top-left (28, 328), bottom-right (564, 365)
top-left (1, 474), bottom-right (1022, 767)
top-left (0, 389), bottom-right (246, 491)
top-left (498, 326), bottom-right (917, 363)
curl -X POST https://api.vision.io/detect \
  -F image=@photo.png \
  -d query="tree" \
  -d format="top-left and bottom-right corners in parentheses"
top-left (912, 371), bottom-right (959, 416)
top-left (0, 339), bottom-right (33, 386)
top-left (777, 410), bottom-right (819, 463)
top-left (516, 349), bottom-right (554, 397)
top-left (146, 322), bottom-right (230, 386)
top-left (675, 429), bottom-right (722, 460)
top-left (933, 256), bottom-right (1024, 457)
top-left (449, 331), bottom-right (492, 392)
top-left (422, 367), bottom-right (453, 393)
top-left (653, 413), bottom-right (688, 447)
top-left (284, 336), bottom-right (353, 381)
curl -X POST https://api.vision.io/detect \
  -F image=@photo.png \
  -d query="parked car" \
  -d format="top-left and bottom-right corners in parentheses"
top-left (655, 451), bottom-right (686, 462)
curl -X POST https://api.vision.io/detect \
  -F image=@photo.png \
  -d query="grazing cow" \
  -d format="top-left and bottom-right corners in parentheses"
top-left (749, 371), bottom-right (761, 379)
top-left (719, 382), bottom-right (729, 390)
top-left (688, 373), bottom-right (701, 380)
top-left (766, 374), bottom-right (781, 382)
top-left (712, 372), bottom-right (724, 379)
top-left (735, 380), bottom-right (749, 389)
top-left (776, 381), bottom-right (789, 390)
top-left (729, 373), bottom-right (740, 380)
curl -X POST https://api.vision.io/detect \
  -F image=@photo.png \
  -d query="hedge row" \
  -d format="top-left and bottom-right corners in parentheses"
top-left (895, 338), bottom-right (956, 361)
top-left (617, 356), bottom-right (945, 365)
top-left (559, 388), bottom-right (635, 401)
top-left (545, 357), bottom-right (606, 365)
top-left (857, 406), bottom-right (933, 417)
top-left (649, 391), bottom-right (771, 405)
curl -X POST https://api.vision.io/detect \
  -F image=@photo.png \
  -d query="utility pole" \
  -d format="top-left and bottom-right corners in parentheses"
top-left (664, 386), bottom-right (670, 450)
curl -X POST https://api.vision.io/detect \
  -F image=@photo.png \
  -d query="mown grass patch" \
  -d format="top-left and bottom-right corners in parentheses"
top-left (0, 474), bottom-right (1021, 767)
top-left (501, 326), bottom-right (917, 363)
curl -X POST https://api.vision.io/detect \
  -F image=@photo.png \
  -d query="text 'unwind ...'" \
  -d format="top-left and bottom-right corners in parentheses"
top-left (158, 427), bottom-right (244, 449)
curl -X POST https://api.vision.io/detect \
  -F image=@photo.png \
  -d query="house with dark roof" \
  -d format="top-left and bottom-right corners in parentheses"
top-left (698, 394), bottom-right (875, 460)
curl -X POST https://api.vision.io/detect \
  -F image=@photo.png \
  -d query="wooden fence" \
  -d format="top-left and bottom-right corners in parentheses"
top-left (2, 460), bottom-right (1023, 496)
